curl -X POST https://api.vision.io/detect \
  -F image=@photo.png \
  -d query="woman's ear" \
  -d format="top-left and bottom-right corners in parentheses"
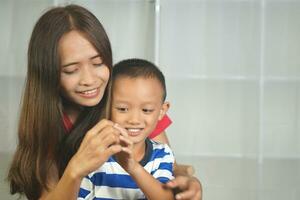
top-left (158, 101), bottom-right (170, 120)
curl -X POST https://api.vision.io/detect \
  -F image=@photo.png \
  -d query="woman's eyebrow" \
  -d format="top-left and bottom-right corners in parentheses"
top-left (62, 55), bottom-right (101, 67)
top-left (90, 54), bottom-right (101, 60)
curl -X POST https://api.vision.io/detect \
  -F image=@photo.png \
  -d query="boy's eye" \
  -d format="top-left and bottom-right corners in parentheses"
top-left (116, 107), bottom-right (128, 112)
top-left (142, 108), bottom-right (154, 113)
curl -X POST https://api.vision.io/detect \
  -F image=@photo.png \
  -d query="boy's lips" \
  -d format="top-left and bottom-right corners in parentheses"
top-left (126, 128), bottom-right (144, 136)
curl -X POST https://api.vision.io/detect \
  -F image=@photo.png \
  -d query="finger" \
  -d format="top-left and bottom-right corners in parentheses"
top-left (121, 147), bottom-right (133, 155)
top-left (175, 190), bottom-right (196, 200)
top-left (96, 125), bottom-right (120, 142)
top-left (175, 164), bottom-right (195, 176)
top-left (80, 126), bottom-right (119, 153)
top-left (90, 119), bottom-right (114, 136)
top-left (119, 135), bottom-right (133, 147)
top-left (101, 131), bottom-right (121, 148)
top-left (93, 144), bottom-right (122, 165)
top-left (113, 123), bottom-right (128, 137)
top-left (104, 144), bottom-right (123, 158)
top-left (173, 177), bottom-right (202, 200)
top-left (166, 176), bottom-right (188, 189)
top-left (81, 119), bottom-right (114, 146)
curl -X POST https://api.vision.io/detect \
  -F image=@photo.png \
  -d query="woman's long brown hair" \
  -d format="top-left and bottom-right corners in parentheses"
top-left (7, 5), bottom-right (113, 200)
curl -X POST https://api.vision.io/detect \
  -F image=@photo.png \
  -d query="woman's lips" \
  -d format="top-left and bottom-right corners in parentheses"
top-left (77, 88), bottom-right (99, 98)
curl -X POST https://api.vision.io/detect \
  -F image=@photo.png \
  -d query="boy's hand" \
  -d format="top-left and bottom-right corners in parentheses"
top-left (113, 124), bottom-right (137, 173)
top-left (117, 135), bottom-right (137, 172)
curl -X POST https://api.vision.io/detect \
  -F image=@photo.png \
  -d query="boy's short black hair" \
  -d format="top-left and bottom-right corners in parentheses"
top-left (113, 58), bottom-right (166, 101)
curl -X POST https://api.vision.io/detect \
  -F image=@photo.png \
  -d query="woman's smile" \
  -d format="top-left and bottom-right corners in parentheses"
top-left (76, 87), bottom-right (100, 98)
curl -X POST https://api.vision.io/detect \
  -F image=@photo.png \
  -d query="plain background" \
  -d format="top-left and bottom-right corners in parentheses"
top-left (0, 0), bottom-right (299, 199)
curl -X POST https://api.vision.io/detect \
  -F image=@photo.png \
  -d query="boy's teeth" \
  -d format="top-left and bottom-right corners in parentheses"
top-left (127, 128), bottom-right (141, 132)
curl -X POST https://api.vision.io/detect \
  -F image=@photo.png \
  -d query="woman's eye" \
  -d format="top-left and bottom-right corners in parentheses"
top-left (62, 69), bottom-right (77, 74)
top-left (93, 62), bottom-right (103, 67)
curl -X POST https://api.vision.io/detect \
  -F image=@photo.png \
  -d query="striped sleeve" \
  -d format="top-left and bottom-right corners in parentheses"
top-left (78, 176), bottom-right (93, 200)
top-left (146, 141), bottom-right (175, 184)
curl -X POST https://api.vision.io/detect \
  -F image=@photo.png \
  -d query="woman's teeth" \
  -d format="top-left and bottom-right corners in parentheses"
top-left (81, 88), bottom-right (97, 94)
top-left (77, 88), bottom-right (99, 98)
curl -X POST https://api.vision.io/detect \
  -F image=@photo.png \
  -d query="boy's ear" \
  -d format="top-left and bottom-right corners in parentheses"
top-left (158, 101), bottom-right (170, 120)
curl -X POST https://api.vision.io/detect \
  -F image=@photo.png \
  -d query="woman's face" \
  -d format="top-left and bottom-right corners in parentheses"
top-left (59, 30), bottom-right (110, 107)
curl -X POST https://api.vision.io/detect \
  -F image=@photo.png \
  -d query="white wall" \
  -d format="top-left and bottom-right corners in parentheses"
top-left (1, 1), bottom-right (299, 200)
top-left (0, 0), bottom-right (299, 162)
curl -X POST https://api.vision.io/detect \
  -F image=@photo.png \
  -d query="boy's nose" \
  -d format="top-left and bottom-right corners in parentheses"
top-left (128, 111), bottom-right (141, 125)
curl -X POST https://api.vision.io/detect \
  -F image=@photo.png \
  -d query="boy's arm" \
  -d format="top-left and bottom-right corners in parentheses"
top-left (127, 143), bottom-right (175, 200)
top-left (116, 135), bottom-right (175, 200)
top-left (128, 163), bottom-right (174, 200)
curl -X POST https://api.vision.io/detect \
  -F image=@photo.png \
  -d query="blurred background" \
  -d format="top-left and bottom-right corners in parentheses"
top-left (0, 0), bottom-right (299, 199)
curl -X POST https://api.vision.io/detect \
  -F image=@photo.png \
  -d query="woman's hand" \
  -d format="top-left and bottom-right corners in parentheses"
top-left (39, 119), bottom-right (124, 200)
top-left (66, 119), bottom-right (123, 179)
top-left (165, 176), bottom-right (202, 200)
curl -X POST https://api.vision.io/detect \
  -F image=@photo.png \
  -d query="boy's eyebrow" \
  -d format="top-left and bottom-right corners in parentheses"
top-left (62, 54), bottom-right (101, 68)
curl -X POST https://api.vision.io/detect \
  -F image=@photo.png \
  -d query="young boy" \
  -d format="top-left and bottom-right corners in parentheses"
top-left (79, 58), bottom-right (175, 200)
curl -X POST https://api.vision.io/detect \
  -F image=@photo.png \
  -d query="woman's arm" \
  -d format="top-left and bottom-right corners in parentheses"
top-left (152, 132), bottom-right (202, 200)
top-left (39, 164), bottom-right (82, 200)
top-left (39, 119), bottom-right (123, 200)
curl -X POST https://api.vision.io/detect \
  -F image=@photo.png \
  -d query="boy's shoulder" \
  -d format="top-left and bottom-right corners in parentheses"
top-left (148, 139), bottom-right (174, 156)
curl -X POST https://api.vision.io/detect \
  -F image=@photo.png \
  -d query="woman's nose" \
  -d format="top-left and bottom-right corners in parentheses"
top-left (79, 65), bottom-right (96, 86)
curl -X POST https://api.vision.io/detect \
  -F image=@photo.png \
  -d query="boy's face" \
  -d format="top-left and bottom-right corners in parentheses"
top-left (111, 76), bottom-right (169, 145)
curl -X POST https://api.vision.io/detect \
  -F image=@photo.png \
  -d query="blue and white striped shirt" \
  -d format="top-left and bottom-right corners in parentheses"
top-left (78, 139), bottom-right (175, 200)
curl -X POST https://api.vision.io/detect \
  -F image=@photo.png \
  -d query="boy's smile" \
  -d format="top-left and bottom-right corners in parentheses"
top-left (125, 127), bottom-right (144, 137)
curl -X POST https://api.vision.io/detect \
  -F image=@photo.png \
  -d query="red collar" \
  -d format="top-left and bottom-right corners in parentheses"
top-left (63, 113), bottom-right (73, 133)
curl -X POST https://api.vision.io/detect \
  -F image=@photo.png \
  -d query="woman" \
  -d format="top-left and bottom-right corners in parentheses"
top-left (7, 4), bottom-right (201, 200)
